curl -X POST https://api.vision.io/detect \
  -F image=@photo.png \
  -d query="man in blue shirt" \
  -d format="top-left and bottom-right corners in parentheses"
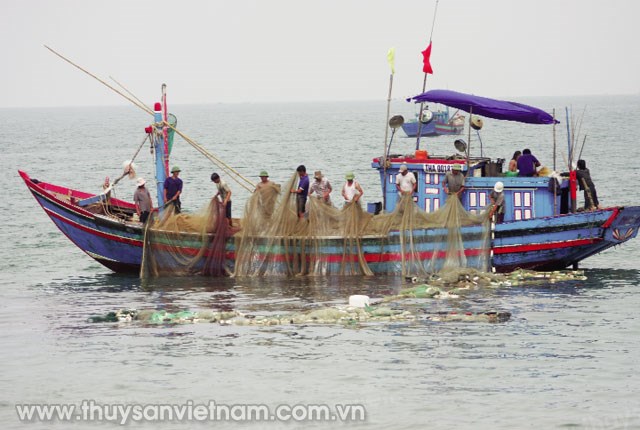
top-left (164, 165), bottom-right (183, 213)
top-left (517, 149), bottom-right (540, 177)
top-left (290, 165), bottom-right (309, 219)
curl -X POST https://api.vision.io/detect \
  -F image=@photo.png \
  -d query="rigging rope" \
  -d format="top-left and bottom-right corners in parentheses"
top-left (44, 45), bottom-right (256, 193)
top-left (165, 122), bottom-right (255, 192)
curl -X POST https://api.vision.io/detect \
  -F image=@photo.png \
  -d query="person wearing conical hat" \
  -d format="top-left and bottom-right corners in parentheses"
top-left (255, 170), bottom-right (272, 191)
top-left (134, 177), bottom-right (153, 223)
top-left (163, 166), bottom-right (183, 213)
top-left (444, 163), bottom-right (465, 198)
top-left (342, 172), bottom-right (363, 206)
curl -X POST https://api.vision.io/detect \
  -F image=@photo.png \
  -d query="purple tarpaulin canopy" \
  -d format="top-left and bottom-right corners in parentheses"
top-left (408, 89), bottom-right (559, 125)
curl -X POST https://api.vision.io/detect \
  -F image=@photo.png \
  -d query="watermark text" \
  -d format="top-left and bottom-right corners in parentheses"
top-left (16, 400), bottom-right (366, 424)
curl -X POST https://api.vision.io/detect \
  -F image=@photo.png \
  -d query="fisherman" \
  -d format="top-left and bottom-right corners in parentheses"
top-left (576, 159), bottom-right (600, 210)
top-left (290, 165), bottom-right (310, 219)
top-left (163, 165), bottom-right (183, 213)
top-left (517, 149), bottom-right (540, 177)
top-left (443, 164), bottom-right (465, 197)
top-left (255, 170), bottom-right (273, 190)
top-left (211, 172), bottom-right (233, 226)
top-left (395, 164), bottom-right (416, 196)
top-left (309, 170), bottom-right (333, 205)
top-left (342, 172), bottom-right (364, 206)
top-left (253, 170), bottom-right (280, 219)
top-left (489, 181), bottom-right (505, 223)
top-left (134, 177), bottom-right (153, 223)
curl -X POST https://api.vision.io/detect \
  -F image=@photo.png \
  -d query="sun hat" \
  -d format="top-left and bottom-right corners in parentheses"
top-left (314, 171), bottom-right (323, 179)
top-left (399, 164), bottom-right (408, 172)
top-left (136, 177), bottom-right (146, 187)
top-left (345, 172), bottom-right (355, 180)
top-left (494, 181), bottom-right (504, 193)
top-left (452, 164), bottom-right (462, 171)
top-left (259, 170), bottom-right (269, 177)
top-left (171, 166), bottom-right (181, 173)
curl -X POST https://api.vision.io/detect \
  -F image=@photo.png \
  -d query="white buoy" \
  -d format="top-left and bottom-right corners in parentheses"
top-left (348, 295), bottom-right (370, 308)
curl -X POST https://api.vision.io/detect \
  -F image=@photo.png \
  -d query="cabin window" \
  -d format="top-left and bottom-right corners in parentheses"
top-left (468, 191), bottom-right (489, 214)
top-left (424, 173), bottom-right (439, 185)
top-left (424, 197), bottom-right (441, 213)
top-left (424, 197), bottom-right (440, 212)
top-left (513, 191), bottom-right (534, 220)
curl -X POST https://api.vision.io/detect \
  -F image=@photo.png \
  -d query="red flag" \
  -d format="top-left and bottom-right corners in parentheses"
top-left (422, 42), bottom-right (433, 74)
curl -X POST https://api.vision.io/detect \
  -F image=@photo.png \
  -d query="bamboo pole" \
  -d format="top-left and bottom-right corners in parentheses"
top-left (552, 109), bottom-right (557, 216)
top-left (168, 124), bottom-right (255, 192)
top-left (110, 76), bottom-right (150, 112)
top-left (44, 45), bottom-right (255, 192)
top-left (572, 106), bottom-right (587, 159)
top-left (382, 47), bottom-right (397, 212)
top-left (577, 135), bottom-right (588, 162)
top-left (45, 46), bottom-right (154, 115)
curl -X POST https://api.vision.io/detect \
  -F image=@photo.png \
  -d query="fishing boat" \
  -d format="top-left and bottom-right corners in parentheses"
top-left (19, 86), bottom-right (640, 276)
top-left (400, 108), bottom-right (465, 137)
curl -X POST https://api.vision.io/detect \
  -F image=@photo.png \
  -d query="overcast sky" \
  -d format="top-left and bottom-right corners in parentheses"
top-left (2, 0), bottom-right (639, 108)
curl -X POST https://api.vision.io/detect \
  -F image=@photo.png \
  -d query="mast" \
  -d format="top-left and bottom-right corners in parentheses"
top-left (382, 48), bottom-right (396, 212)
top-left (161, 84), bottom-right (170, 178)
top-left (152, 101), bottom-right (168, 213)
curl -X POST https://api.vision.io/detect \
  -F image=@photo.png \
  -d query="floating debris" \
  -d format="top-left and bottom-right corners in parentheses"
top-left (88, 270), bottom-right (586, 327)
top-left (427, 310), bottom-right (511, 323)
top-left (88, 304), bottom-right (509, 326)
top-left (403, 268), bottom-right (587, 293)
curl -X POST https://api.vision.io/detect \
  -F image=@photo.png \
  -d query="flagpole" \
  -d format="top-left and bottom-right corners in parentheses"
top-left (416, 0), bottom-right (439, 150)
top-left (383, 48), bottom-right (396, 212)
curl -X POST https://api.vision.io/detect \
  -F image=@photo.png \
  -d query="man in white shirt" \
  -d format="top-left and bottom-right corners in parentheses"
top-left (395, 164), bottom-right (416, 196)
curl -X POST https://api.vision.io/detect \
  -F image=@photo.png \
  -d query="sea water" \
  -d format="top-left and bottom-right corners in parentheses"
top-left (1, 95), bottom-right (640, 429)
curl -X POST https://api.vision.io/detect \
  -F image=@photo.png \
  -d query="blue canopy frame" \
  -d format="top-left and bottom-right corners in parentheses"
top-left (408, 89), bottom-right (559, 125)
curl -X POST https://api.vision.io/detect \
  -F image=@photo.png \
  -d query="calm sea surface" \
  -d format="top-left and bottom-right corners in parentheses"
top-left (2, 95), bottom-right (640, 429)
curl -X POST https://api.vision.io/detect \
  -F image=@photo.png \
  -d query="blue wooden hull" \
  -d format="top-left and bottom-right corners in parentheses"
top-left (22, 171), bottom-right (143, 273)
top-left (401, 110), bottom-right (464, 137)
top-left (401, 120), bottom-right (439, 137)
top-left (21, 171), bottom-right (640, 275)
top-left (493, 208), bottom-right (640, 271)
top-left (402, 121), bottom-right (464, 137)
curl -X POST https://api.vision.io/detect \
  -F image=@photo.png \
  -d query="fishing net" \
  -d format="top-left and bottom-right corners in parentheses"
top-left (167, 113), bottom-right (177, 154)
top-left (234, 174), bottom-right (375, 277)
top-left (140, 171), bottom-right (491, 278)
top-left (140, 198), bottom-right (236, 277)
top-left (365, 194), bottom-right (491, 277)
